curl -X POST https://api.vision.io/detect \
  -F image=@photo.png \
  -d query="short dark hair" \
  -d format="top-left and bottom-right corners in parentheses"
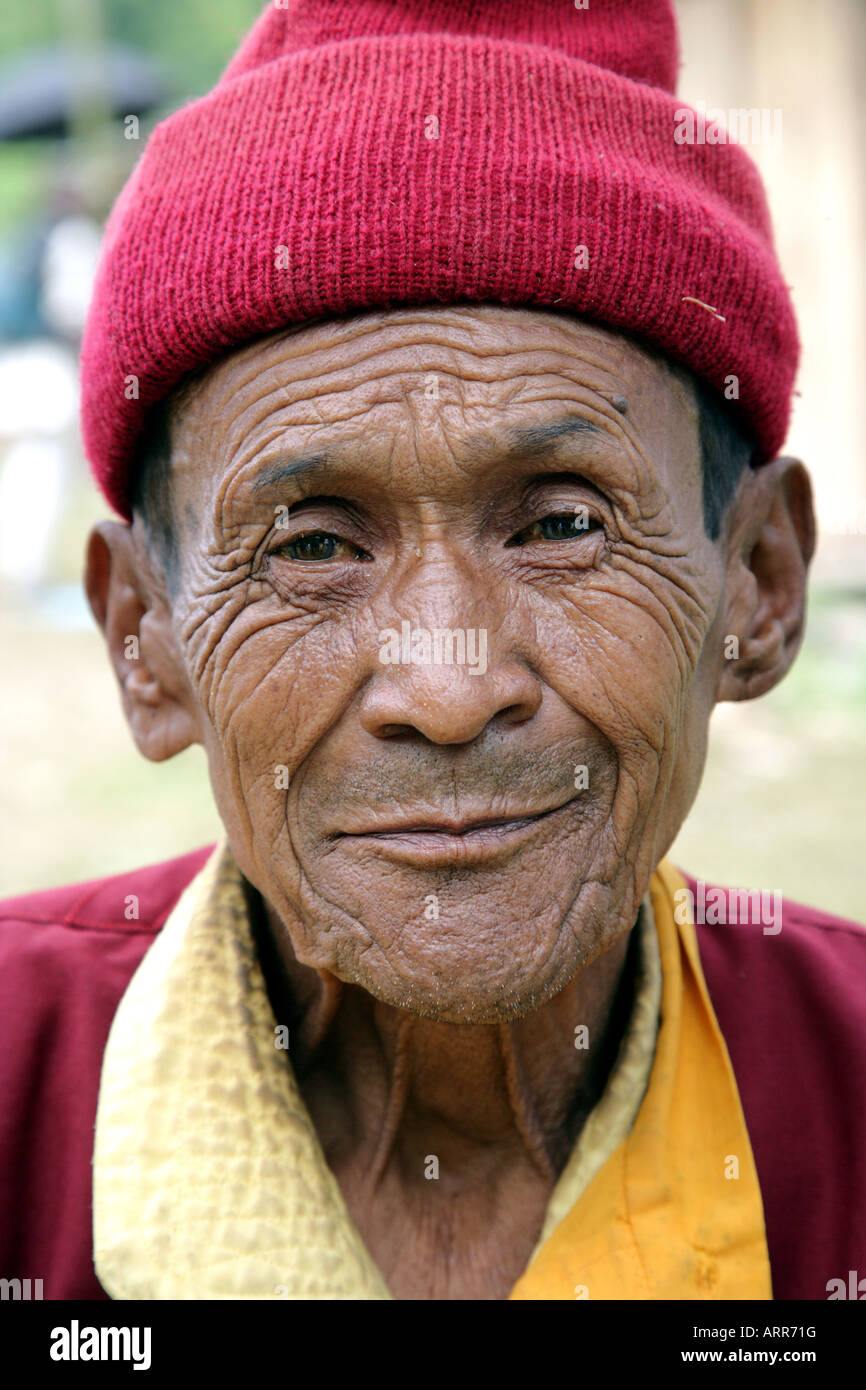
top-left (131, 364), bottom-right (754, 582)
top-left (130, 392), bottom-right (178, 590)
top-left (692, 373), bottom-right (754, 539)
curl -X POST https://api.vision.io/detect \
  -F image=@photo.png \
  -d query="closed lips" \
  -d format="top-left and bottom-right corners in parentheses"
top-left (339, 799), bottom-right (580, 838)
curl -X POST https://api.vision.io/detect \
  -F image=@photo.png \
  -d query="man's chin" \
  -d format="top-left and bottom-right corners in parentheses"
top-left (262, 848), bottom-right (627, 1020)
top-left (323, 910), bottom-right (608, 1024)
top-left (338, 959), bottom-right (571, 1025)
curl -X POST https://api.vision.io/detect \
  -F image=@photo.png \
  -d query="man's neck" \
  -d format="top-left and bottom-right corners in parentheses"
top-left (246, 882), bottom-right (639, 1295)
top-left (248, 880), bottom-right (637, 1188)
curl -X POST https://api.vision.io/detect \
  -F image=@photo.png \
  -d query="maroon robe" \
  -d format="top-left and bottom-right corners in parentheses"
top-left (0, 847), bottom-right (863, 1300)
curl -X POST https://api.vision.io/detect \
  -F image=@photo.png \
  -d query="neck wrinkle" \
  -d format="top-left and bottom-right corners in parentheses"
top-left (498, 1020), bottom-right (560, 1182)
top-left (366, 1012), bottom-right (414, 1191)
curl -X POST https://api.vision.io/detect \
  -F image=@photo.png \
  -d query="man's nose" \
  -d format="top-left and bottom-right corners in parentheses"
top-left (359, 553), bottom-right (542, 744)
top-left (359, 650), bottom-right (542, 744)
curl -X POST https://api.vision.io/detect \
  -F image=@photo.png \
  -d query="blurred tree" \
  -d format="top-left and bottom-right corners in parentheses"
top-left (0, 0), bottom-right (261, 100)
top-left (0, 0), bottom-right (262, 235)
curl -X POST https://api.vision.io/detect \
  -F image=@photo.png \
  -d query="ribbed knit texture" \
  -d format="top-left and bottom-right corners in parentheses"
top-left (80, 0), bottom-right (799, 519)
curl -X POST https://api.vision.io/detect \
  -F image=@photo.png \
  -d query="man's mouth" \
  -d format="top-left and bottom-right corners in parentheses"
top-left (334, 796), bottom-right (583, 865)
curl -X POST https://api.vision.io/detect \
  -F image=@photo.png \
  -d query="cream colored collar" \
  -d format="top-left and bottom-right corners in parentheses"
top-left (93, 840), bottom-right (660, 1299)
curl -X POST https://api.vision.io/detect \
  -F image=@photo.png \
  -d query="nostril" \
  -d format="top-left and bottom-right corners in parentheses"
top-left (376, 722), bottom-right (433, 741)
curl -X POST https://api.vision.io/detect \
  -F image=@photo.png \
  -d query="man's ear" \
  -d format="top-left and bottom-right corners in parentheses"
top-left (716, 457), bottom-right (816, 702)
top-left (84, 520), bottom-right (202, 760)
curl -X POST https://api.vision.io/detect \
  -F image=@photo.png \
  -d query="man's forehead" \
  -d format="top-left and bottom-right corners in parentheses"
top-left (173, 306), bottom-right (693, 460)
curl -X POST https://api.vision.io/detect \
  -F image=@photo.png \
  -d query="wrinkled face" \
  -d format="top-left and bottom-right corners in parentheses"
top-left (155, 305), bottom-right (730, 1021)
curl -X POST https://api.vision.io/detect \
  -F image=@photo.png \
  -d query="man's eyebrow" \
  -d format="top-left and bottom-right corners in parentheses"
top-left (505, 416), bottom-right (603, 457)
top-left (252, 453), bottom-right (330, 492)
top-left (251, 416), bottom-right (604, 491)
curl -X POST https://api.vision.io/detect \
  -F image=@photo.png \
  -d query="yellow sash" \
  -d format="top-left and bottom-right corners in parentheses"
top-left (510, 860), bottom-right (772, 1299)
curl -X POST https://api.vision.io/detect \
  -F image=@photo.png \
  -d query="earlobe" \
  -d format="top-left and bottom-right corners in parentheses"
top-left (84, 520), bottom-right (201, 761)
top-left (716, 458), bottom-right (815, 703)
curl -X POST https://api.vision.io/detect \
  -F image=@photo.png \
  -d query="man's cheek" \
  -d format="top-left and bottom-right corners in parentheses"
top-left (182, 592), bottom-right (318, 716)
top-left (199, 626), bottom-right (364, 809)
top-left (204, 684), bottom-right (311, 825)
top-left (547, 629), bottom-right (693, 855)
top-left (549, 612), bottom-right (684, 748)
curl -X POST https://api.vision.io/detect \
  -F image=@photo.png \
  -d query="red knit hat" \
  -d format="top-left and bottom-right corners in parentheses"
top-left (80, 0), bottom-right (798, 520)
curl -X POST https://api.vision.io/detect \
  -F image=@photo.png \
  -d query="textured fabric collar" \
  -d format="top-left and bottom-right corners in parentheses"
top-left (92, 842), bottom-right (768, 1299)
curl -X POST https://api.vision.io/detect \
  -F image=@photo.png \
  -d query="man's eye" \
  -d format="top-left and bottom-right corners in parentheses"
top-left (273, 532), bottom-right (365, 562)
top-left (508, 510), bottom-right (603, 546)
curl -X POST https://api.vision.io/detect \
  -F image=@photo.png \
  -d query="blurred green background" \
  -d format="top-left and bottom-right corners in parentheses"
top-left (0, 0), bottom-right (863, 923)
top-left (0, 1), bottom-right (261, 226)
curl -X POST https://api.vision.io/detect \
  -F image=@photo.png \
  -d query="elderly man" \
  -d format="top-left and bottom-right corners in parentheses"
top-left (1, 0), bottom-right (864, 1304)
